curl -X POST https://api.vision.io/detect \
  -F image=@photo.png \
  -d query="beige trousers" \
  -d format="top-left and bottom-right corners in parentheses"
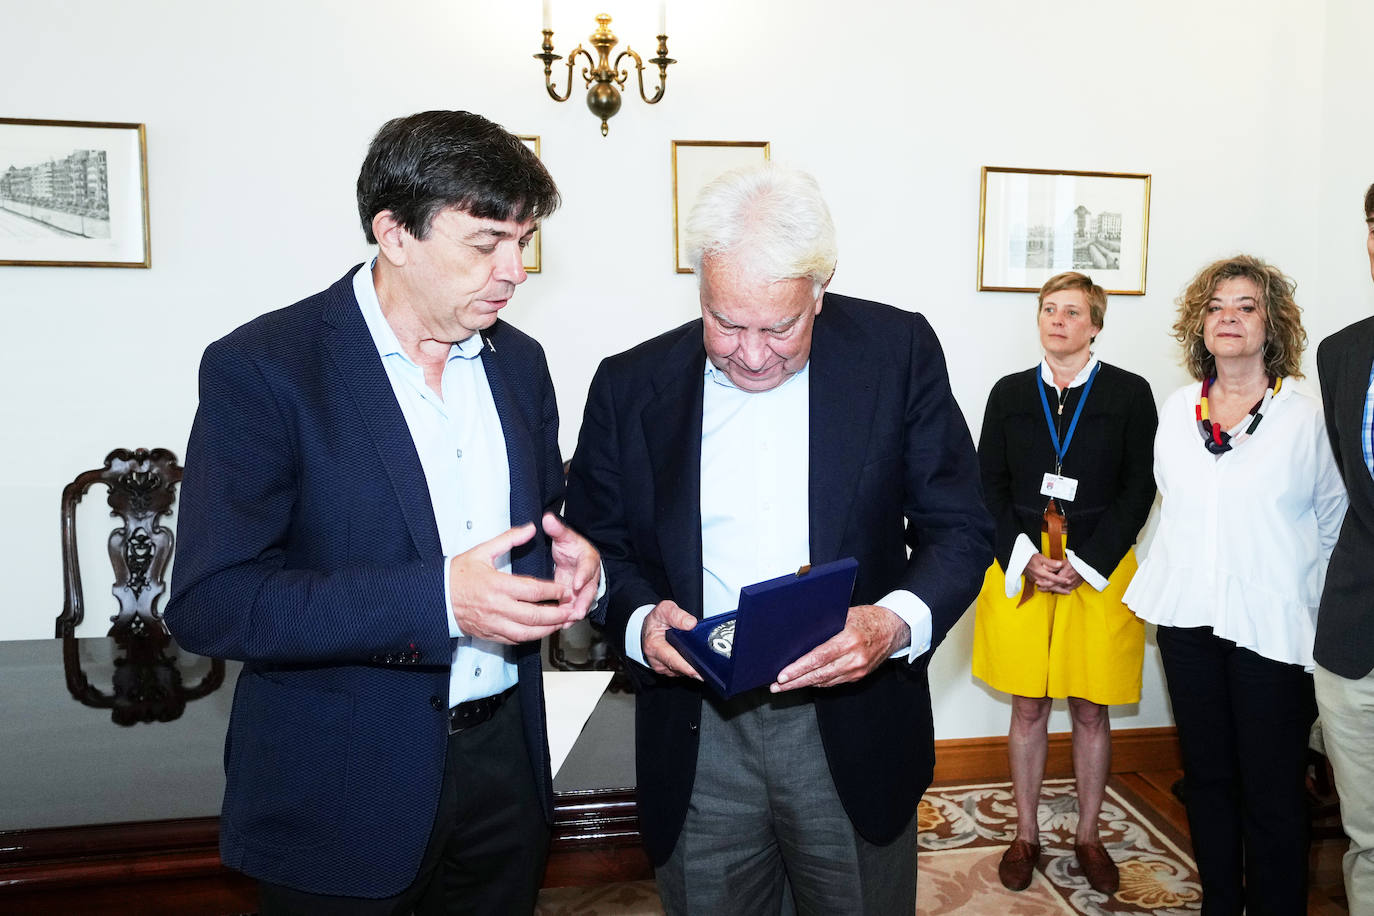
top-left (1316, 663), bottom-right (1374, 916)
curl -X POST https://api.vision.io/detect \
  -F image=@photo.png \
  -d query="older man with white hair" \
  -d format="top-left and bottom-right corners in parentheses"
top-left (565, 163), bottom-right (992, 914)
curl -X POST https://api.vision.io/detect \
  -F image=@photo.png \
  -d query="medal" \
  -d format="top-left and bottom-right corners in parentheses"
top-left (708, 620), bottom-right (735, 658)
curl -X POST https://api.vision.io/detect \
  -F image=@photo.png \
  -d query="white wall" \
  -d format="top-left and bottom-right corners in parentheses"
top-left (4, 0), bottom-right (1371, 739)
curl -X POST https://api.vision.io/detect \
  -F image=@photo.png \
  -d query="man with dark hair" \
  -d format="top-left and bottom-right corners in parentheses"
top-left (166, 110), bottom-right (600, 914)
top-left (1315, 181), bottom-right (1374, 916)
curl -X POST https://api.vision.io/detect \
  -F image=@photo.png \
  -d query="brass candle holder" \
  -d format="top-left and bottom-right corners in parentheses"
top-left (534, 13), bottom-right (676, 136)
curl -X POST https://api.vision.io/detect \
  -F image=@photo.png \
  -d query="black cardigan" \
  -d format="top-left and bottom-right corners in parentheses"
top-left (978, 361), bottom-right (1158, 576)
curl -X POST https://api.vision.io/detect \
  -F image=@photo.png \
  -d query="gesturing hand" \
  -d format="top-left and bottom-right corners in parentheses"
top-left (641, 600), bottom-right (703, 680)
top-left (542, 513), bottom-right (601, 619)
top-left (771, 604), bottom-right (909, 692)
top-left (448, 523), bottom-right (580, 645)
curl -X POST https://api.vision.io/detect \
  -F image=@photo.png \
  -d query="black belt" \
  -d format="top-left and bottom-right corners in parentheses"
top-left (448, 685), bottom-right (515, 734)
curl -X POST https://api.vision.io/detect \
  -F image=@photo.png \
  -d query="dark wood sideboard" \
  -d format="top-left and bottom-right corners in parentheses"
top-left (0, 638), bottom-right (649, 915)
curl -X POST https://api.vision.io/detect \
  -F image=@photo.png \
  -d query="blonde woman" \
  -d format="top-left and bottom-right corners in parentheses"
top-left (973, 271), bottom-right (1157, 895)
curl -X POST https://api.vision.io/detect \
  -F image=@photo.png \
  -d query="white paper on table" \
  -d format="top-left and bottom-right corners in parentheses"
top-left (542, 670), bottom-right (614, 779)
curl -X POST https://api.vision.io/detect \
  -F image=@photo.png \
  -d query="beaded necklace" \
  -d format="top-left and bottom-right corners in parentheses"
top-left (1195, 375), bottom-right (1282, 455)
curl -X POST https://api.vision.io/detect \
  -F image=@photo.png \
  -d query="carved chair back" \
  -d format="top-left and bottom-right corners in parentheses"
top-left (56, 448), bottom-right (226, 724)
top-left (58, 447), bottom-right (182, 639)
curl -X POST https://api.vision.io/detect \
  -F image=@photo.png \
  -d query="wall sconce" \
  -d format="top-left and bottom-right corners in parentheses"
top-left (534, 7), bottom-right (675, 136)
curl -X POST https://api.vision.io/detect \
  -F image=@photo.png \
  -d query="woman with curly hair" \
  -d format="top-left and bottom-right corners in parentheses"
top-left (1124, 255), bottom-right (1347, 914)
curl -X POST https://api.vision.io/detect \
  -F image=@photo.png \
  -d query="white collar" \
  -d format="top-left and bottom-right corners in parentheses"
top-left (1040, 354), bottom-right (1099, 391)
top-left (704, 358), bottom-right (811, 392)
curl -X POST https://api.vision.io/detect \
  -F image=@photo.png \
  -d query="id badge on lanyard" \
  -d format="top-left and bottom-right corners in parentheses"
top-left (1036, 363), bottom-right (1100, 505)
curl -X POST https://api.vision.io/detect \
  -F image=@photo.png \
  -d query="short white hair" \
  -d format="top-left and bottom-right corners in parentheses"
top-left (684, 162), bottom-right (837, 294)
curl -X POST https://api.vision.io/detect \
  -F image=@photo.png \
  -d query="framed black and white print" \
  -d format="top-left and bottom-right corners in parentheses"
top-left (978, 166), bottom-right (1151, 295)
top-left (0, 118), bottom-right (150, 268)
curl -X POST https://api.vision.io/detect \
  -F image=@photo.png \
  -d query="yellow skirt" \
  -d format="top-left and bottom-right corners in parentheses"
top-left (971, 549), bottom-right (1144, 705)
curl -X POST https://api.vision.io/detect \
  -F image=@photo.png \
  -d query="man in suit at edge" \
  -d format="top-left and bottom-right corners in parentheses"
top-left (164, 110), bottom-right (601, 914)
top-left (1315, 180), bottom-right (1374, 916)
top-left (564, 163), bottom-right (994, 914)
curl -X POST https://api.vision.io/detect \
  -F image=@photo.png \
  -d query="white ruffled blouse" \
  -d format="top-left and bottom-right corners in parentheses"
top-left (1123, 381), bottom-right (1348, 670)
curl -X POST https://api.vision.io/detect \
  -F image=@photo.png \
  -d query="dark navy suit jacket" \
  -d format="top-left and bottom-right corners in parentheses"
top-left (564, 293), bottom-right (993, 864)
top-left (165, 266), bottom-right (564, 897)
top-left (1316, 315), bottom-right (1374, 678)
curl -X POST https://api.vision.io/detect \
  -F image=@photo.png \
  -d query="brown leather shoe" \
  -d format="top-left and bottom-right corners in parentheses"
top-left (997, 838), bottom-right (1040, 891)
top-left (1074, 842), bottom-right (1120, 894)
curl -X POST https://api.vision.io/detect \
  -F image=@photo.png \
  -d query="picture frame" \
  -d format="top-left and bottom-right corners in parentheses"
top-left (516, 134), bottom-right (541, 274)
top-left (672, 140), bottom-right (770, 273)
top-left (0, 118), bottom-right (150, 268)
top-left (977, 166), bottom-right (1151, 295)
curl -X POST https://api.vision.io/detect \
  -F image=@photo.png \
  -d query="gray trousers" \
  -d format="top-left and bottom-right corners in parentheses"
top-left (1316, 663), bottom-right (1374, 916)
top-left (655, 690), bottom-right (917, 916)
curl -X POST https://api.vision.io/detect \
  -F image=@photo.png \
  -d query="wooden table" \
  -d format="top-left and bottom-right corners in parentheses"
top-left (0, 637), bottom-right (648, 914)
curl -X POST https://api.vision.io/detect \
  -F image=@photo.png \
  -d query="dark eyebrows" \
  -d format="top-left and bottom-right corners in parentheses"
top-left (460, 224), bottom-right (539, 247)
top-left (465, 226), bottom-right (514, 241)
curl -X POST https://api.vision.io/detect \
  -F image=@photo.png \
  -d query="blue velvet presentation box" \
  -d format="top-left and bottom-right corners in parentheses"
top-left (666, 557), bottom-right (859, 698)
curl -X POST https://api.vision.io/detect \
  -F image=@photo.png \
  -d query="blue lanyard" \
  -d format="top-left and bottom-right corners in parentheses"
top-left (1037, 362), bottom-right (1100, 474)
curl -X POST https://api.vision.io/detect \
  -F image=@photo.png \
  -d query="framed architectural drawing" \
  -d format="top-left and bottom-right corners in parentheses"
top-left (0, 118), bottom-right (150, 268)
top-left (978, 167), bottom-right (1151, 295)
top-left (672, 140), bottom-right (770, 273)
top-left (516, 134), bottom-right (542, 273)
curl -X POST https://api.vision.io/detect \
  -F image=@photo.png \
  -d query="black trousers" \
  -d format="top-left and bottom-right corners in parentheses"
top-left (1156, 625), bottom-right (1316, 916)
top-left (258, 689), bottom-right (550, 915)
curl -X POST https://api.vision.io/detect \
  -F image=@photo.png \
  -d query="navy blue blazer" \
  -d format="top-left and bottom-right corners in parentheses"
top-left (1316, 315), bottom-right (1374, 678)
top-left (165, 266), bottom-right (564, 897)
top-left (564, 292), bottom-right (993, 864)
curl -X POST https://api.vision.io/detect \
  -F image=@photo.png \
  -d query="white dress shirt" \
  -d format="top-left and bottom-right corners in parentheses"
top-left (1001, 356), bottom-right (1110, 597)
top-left (1123, 381), bottom-right (1348, 670)
top-left (354, 262), bottom-right (516, 706)
top-left (624, 359), bottom-right (933, 667)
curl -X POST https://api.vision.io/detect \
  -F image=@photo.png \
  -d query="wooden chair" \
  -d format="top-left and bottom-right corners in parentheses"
top-left (56, 448), bottom-right (224, 724)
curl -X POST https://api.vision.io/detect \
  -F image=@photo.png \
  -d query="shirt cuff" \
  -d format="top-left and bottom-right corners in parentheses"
top-left (443, 555), bottom-right (464, 639)
top-left (1004, 534), bottom-right (1038, 599)
top-left (625, 603), bottom-right (655, 668)
top-left (593, 560), bottom-right (608, 604)
top-left (876, 589), bottom-right (932, 662)
top-left (1065, 549), bottom-right (1109, 591)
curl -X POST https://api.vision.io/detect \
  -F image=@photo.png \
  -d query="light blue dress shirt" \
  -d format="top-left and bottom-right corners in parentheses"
top-left (624, 359), bottom-right (933, 668)
top-left (1362, 355), bottom-right (1374, 480)
top-left (353, 262), bottom-right (516, 706)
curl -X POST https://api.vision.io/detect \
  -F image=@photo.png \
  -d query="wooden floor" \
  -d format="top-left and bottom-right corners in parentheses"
top-left (1119, 768), bottom-right (1351, 914)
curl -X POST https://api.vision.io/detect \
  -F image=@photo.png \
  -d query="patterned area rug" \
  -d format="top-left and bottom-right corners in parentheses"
top-left (535, 777), bottom-right (1201, 915)
top-left (918, 777), bottom-right (1200, 914)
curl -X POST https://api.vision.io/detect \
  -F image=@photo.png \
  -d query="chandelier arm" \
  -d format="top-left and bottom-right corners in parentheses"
top-left (564, 47), bottom-right (597, 100)
top-left (612, 47), bottom-right (639, 90)
top-left (636, 37), bottom-right (675, 104)
top-left (537, 41), bottom-right (589, 102)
